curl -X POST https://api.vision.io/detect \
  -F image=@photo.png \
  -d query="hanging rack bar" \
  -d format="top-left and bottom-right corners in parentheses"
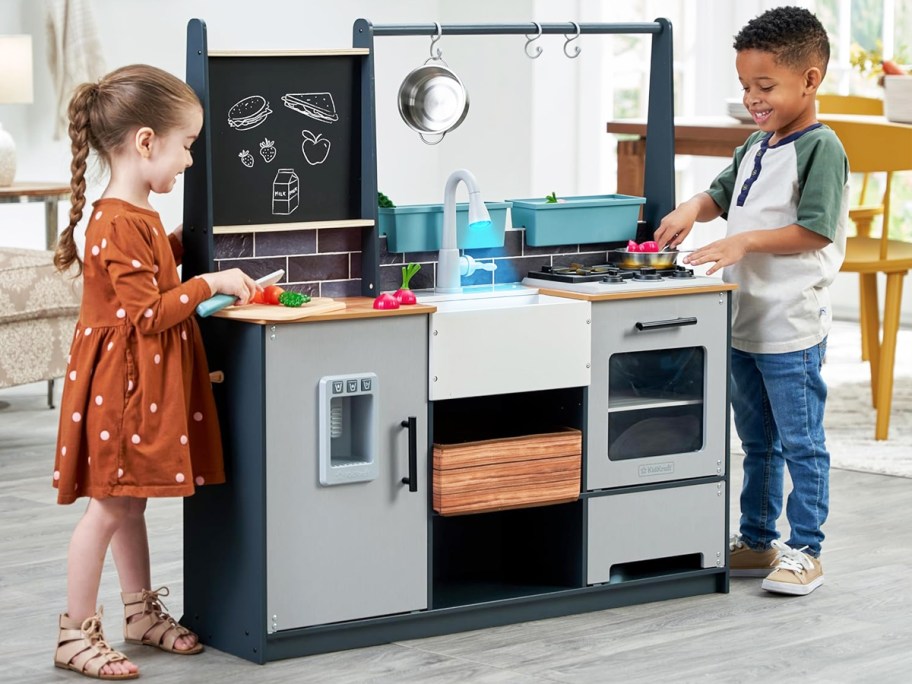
top-left (363, 22), bottom-right (662, 37)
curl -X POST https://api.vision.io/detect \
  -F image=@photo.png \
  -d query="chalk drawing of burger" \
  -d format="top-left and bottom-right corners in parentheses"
top-left (227, 95), bottom-right (272, 131)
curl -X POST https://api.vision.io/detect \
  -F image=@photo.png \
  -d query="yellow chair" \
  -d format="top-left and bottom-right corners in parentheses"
top-left (824, 115), bottom-right (912, 440)
top-left (818, 95), bottom-right (886, 362)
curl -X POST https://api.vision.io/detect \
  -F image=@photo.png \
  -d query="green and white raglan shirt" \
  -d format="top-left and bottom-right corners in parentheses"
top-left (707, 124), bottom-right (849, 354)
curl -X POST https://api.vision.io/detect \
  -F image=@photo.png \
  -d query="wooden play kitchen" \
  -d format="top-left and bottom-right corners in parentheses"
top-left (180, 18), bottom-right (731, 664)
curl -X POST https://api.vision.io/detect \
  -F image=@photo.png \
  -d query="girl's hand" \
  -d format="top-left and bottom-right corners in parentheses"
top-left (172, 224), bottom-right (183, 244)
top-left (199, 268), bottom-right (259, 305)
top-left (683, 234), bottom-right (749, 276)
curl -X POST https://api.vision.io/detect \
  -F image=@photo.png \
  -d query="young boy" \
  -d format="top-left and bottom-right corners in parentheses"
top-left (654, 6), bottom-right (848, 596)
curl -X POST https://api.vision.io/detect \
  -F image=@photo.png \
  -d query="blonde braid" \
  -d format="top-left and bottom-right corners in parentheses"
top-left (54, 83), bottom-right (95, 274)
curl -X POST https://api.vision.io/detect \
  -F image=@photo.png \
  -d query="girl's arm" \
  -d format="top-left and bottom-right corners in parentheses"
top-left (169, 224), bottom-right (184, 265)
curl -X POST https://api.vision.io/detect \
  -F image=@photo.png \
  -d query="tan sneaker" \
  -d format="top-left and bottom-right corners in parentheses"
top-left (729, 534), bottom-right (778, 577)
top-left (761, 540), bottom-right (824, 596)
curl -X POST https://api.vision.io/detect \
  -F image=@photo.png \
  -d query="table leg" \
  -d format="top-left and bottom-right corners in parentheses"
top-left (45, 198), bottom-right (59, 250)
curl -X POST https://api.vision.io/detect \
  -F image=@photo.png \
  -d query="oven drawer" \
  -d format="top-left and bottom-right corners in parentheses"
top-left (586, 481), bottom-right (725, 585)
top-left (587, 292), bottom-right (729, 489)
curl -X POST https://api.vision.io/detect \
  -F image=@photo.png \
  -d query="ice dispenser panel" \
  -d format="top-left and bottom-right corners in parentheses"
top-left (318, 373), bottom-right (379, 485)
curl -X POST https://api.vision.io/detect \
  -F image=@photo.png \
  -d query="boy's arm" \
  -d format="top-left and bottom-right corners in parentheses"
top-left (684, 224), bottom-right (830, 275)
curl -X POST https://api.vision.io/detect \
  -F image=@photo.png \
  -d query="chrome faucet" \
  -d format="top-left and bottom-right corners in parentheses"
top-left (436, 168), bottom-right (492, 293)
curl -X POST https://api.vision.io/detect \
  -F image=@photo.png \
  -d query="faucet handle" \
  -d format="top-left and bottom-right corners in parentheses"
top-left (459, 254), bottom-right (497, 276)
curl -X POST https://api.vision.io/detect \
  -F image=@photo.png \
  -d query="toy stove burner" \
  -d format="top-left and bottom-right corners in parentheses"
top-left (632, 267), bottom-right (663, 281)
top-left (527, 264), bottom-right (696, 285)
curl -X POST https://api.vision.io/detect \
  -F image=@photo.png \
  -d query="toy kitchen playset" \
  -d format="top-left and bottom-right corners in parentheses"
top-left (179, 18), bottom-right (735, 664)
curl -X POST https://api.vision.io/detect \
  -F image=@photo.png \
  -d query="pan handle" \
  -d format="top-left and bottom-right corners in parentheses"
top-left (419, 132), bottom-right (445, 145)
top-left (635, 317), bottom-right (698, 331)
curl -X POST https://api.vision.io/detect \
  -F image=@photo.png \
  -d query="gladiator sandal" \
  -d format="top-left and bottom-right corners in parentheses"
top-left (54, 609), bottom-right (139, 680)
top-left (122, 587), bottom-right (203, 655)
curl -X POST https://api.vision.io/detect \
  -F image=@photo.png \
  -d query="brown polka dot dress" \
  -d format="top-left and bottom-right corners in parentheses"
top-left (53, 198), bottom-right (225, 504)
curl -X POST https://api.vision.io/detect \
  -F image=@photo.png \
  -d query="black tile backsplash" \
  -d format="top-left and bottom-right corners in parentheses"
top-left (215, 225), bottom-right (619, 294)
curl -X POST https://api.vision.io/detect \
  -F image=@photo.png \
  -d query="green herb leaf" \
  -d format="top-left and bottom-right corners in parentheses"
top-left (278, 291), bottom-right (311, 307)
top-left (378, 191), bottom-right (396, 208)
top-left (401, 262), bottom-right (421, 289)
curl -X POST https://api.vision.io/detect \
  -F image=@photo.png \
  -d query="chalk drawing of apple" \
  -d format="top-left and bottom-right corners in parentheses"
top-left (301, 130), bottom-right (330, 165)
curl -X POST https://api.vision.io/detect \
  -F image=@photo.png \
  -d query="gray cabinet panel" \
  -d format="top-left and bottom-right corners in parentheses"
top-left (265, 316), bottom-right (428, 629)
top-left (587, 482), bottom-right (726, 585)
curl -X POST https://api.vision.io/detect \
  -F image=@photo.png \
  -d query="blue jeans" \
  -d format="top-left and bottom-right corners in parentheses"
top-left (730, 340), bottom-right (830, 557)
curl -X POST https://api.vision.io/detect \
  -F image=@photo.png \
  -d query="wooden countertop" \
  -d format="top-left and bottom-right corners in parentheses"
top-left (213, 296), bottom-right (436, 325)
top-left (536, 282), bottom-right (737, 302)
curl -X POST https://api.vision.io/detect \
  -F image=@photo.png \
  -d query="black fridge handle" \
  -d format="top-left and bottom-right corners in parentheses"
top-left (635, 316), bottom-right (698, 331)
top-left (400, 417), bottom-right (418, 492)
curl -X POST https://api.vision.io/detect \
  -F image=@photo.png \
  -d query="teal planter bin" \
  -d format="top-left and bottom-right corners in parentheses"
top-left (508, 194), bottom-right (645, 247)
top-left (379, 202), bottom-right (510, 253)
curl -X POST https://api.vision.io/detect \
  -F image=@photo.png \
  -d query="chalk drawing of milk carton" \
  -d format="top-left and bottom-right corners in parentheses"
top-left (272, 168), bottom-right (299, 215)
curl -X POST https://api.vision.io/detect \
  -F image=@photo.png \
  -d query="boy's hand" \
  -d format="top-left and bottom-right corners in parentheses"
top-left (683, 234), bottom-right (749, 276)
top-left (655, 208), bottom-right (696, 250)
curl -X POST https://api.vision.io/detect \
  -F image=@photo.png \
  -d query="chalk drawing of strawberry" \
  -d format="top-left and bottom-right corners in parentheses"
top-left (238, 149), bottom-right (254, 168)
top-left (259, 138), bottom-right (277, 163)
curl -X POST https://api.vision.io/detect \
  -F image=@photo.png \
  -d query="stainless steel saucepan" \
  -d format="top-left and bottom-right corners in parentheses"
top-left (606, 248), bottom-right (693, 270)
top-left (398, 57), bottom-right (469, 145)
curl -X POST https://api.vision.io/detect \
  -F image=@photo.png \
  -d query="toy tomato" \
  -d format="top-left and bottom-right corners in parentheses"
top-left (263, 284), bottom-right (285, 305)
top-left (251, 289), bottom-right (266, 304)
top-left (626, 240), bottom-right (640, 252)
top-left (639, 241), bottom-right (659, 252)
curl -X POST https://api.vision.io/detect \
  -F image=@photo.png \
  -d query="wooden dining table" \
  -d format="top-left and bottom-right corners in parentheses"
top-left (606, 114), bottom-right (910, 197)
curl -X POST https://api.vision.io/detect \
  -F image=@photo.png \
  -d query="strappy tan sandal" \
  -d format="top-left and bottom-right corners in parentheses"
top-left (55, 609), bottom-right (139, 680)
top-left (122, 587), bottom-right (203, 655)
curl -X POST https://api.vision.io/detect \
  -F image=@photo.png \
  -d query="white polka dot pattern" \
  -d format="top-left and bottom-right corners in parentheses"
top-left (154, 354), bottom-right (161, 365)
top-left (144, 309), bottom-right (153, 318)
top-left (180, 294), bottom-right (190, 304)
top-left (91, 245), bottom-right (100, 256)
top-left (131, 434), bottom-right (141, 444)
top-left (72, 412), bottom-right (82, 422)
top-left (175, 473), bottom-right (185, 483)
top-left (54, 471), bottom-right (60, 481)
top-left (95, 395), bottom-right (103, 406)
top-left (107, 342), bottom-right (114, 351)
top-left (84, 328), bottom-right (92, 336)
top-left (180, 435), bottom-right (188, 445)
top-left (94, 211), bottom-right (102, 220)
top-left (193, 412), bottom-right (203, 422)
top-left (69, 370), bottom-right (77, 381)
top-left (150, 403), bottom-right (158, 413)
top-left (181, 331), bottom-right (188, 341)
top-left (195, 476), bottom-right (205, 486)
top-left (132, 259), bottom-right (142, 268)
top-left (100, 430), bottom-right (110, 441)
top-left (61, 446), bottom-right (67, 456)
top-left (116, 308), bottom-right (126, 318)
top-left (102, 238), bottom-right (107, 248)
top-left (118, 468), bottom-right (124, 478)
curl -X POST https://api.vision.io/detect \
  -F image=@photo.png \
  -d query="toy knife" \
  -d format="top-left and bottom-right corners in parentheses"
top-left (195, 269), bottom-right (285, 318)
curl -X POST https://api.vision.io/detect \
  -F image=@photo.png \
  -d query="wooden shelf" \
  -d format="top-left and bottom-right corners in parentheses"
top-left (213, 219), bottom-right (374, 234)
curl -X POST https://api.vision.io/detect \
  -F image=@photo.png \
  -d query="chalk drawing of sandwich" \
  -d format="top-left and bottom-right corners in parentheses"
top-left (282, 92), bottom-right (338, 123)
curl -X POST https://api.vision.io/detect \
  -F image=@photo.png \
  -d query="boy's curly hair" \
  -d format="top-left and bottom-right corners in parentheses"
top-left (734, 6), bottom-right (830, 75)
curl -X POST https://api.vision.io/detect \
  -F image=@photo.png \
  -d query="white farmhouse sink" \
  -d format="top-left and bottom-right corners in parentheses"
top-left (419, 285), bottom-right (591, 400)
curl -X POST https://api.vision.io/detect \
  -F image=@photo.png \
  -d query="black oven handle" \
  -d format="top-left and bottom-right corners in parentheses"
top-left (400, 417), bottom-right (418, 492)
top-left (635, 316), bottom-right (698, 331)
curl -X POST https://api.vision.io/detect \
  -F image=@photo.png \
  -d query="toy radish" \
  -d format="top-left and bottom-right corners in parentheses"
top-left (394, 263), bottom-right (421, 305)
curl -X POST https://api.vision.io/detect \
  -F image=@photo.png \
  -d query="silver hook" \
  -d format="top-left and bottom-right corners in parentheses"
top-left (524, 22), bottom-right (543, 59)
top-left (429, 22), bottom-right (443, 60)
top-left (563, 21), bottom-right (581, 59)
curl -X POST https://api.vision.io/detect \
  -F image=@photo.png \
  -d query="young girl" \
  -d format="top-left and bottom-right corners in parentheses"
top-left (52, 64), bottom-right (258, 679)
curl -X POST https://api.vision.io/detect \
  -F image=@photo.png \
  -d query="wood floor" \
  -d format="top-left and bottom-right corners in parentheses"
top-left (2, 378), bottom-right (911, 683)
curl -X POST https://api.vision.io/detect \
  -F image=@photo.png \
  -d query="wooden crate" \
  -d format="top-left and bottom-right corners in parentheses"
top-left (433, 428), bottom-right (581, 516)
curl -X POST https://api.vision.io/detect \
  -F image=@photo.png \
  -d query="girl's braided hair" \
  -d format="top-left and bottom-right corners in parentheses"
top-left (54, 65), bottom-right (200, 274)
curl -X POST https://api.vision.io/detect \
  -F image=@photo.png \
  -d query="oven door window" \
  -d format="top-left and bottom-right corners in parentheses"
top-left (607, 347), bottom-right (705, 460)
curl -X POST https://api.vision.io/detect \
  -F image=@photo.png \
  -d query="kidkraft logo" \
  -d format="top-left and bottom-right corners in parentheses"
top-left (638, 462), bottom-right (674, 477)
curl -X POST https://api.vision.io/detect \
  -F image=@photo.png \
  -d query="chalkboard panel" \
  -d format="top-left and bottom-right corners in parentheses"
top-left (208, 54), bottom-right (363, 227)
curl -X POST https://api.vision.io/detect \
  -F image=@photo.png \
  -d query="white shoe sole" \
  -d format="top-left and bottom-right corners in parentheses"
top-left (761, 575), bottom-right (824, 595)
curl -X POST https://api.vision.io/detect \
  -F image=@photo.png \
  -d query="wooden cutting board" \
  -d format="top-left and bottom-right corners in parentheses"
top-left (212, 297), bottom-right (345, 323)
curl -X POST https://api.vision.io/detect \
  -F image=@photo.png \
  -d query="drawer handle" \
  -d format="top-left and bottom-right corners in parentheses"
top-left (400, 417), bottom-right (418, 492)
top-left (635, 316), bottom-right (698, 331)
